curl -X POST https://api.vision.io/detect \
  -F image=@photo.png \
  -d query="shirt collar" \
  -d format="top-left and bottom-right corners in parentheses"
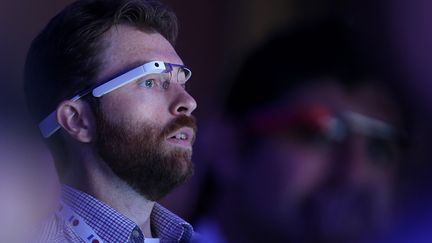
top-left (152, 203), bottom-right (194, 242)
top-left (62, 185), bottom-right (194, 243)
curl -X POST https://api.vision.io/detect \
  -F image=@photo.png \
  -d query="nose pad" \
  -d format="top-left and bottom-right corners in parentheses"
top-left (162, 80), bottom-right (170, 90)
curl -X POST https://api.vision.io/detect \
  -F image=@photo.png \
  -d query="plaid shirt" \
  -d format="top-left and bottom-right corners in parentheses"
top-left (37, 185), bottom-right (194, 243)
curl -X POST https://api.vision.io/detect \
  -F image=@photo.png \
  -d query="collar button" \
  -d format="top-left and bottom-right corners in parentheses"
top-left (132, 229), bottom-right (140, 238)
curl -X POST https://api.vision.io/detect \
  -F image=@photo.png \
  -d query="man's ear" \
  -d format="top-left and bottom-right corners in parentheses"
top-left (56, 100), bottom-right (96, 143)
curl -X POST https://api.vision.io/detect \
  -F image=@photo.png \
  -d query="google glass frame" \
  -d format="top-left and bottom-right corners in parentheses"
top-left (39, 61), bottom-right (192, 138)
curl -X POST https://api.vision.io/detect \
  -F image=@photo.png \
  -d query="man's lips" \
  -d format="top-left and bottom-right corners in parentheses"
top-left (166, 127), bottom-right (195, 147)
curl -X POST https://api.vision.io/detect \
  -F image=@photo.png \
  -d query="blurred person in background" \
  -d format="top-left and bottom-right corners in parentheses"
top-left (0, 94), bottom-right (59, 243)
top-left (195, 19), bottom-right (410, 243)
top-left (349, 0), bottom-right (432, 241)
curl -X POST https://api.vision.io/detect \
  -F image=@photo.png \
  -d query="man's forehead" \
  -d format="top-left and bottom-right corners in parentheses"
top-left (97, 24), bottom-right (183, 81)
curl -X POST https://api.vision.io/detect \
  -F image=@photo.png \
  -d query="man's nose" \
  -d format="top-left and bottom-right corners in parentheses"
top-left (169, 86), bottom-right (197, 116)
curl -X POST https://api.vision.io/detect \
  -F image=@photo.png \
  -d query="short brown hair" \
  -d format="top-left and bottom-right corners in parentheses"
top-left (24, 0), bottom-right (178, 123)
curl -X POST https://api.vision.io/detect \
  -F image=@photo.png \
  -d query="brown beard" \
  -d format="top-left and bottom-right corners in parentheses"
top-left (94, 106), bottom-right (197, 201)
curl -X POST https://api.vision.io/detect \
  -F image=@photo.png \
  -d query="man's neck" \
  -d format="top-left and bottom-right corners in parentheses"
top-left (62, 148), bottom-right (155, 238)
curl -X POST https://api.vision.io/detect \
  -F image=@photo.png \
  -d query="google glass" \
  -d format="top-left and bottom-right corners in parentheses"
top-left (39, 61), bottom-right (192, 138)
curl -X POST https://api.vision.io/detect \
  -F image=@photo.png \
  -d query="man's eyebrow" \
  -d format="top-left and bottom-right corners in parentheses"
top-left (110, 60), bottom-right (185, 80)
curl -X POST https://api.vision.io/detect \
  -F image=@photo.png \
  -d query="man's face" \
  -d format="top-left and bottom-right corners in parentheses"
top-left (240, 80), bottom-right (402, 242)
top-left (92, 25), bottom-right (197, 201)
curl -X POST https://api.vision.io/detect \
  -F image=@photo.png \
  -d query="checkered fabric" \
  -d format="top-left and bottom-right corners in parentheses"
top-left (36, 185), bottom-right (194, 243)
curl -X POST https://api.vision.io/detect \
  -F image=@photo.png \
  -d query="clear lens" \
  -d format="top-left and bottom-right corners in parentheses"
top-left (137, 63), bottom-right (192, 91)
top-left (176, 67), bottom-right (191, 84)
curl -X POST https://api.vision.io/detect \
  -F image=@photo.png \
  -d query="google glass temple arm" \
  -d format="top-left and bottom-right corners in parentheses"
top-left (39, 61), bottom-right (167, 138)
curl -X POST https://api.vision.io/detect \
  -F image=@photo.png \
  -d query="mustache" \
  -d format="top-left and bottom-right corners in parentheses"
top-left (160, 115), bottom-right (198, 141)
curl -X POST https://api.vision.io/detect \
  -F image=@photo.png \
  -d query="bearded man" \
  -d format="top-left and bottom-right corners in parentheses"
top-left (24, 0), bottom-right (198, 242)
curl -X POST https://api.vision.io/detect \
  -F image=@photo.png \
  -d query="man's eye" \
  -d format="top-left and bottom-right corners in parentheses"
top-left (140, 79), bottom-right (155, 88)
